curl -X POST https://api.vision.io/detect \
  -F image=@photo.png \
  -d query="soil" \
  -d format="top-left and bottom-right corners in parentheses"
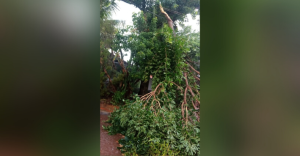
top-left (100, 99), bottom-right (124, 156)
top-left (100, 99), bottom-right (119, 113)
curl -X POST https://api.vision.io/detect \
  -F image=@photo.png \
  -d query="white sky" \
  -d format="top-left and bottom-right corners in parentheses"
top-left (111, 0), bottom-right (200, 61)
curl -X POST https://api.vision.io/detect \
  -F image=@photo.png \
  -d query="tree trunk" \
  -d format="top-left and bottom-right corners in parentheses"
top-left (120, 49), bottom-right (124, 60)
top-left (138, 80), bottom-right (149, 96)
top-left (125, 79), bottom-right (132, 98)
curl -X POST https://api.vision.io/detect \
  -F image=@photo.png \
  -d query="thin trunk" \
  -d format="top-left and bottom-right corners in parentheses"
top-left (120, 49), bottom-right (124, 60)
top-left (111, 49), bottom-right (116, 69)
top-left (104, 68), bottom-right (116, 92)
top-left (138, 80), bottom-right (149, 96)
top-left (125, 74), bottom-right (132, 98)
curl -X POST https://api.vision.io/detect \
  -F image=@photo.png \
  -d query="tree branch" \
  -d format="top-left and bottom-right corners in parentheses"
top-left (103, 68), bottom-right (116, 92)
top-left (186, 61), bottom-right (200, 75)
top-left (159, 3), bottom-right (174, 30)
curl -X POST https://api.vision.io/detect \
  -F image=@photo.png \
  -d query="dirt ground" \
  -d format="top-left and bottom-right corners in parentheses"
top-left (100, 99), bottom-right (119, 113)
top-left (100, 99), bottom-right (124, 156)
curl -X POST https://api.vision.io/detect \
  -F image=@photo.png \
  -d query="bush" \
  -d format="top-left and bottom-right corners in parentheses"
top-left (111, 90), bottom-right (126, 105)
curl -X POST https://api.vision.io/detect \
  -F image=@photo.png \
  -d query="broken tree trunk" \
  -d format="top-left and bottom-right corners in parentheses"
top-left (159, 3), bottom-right (174, 31)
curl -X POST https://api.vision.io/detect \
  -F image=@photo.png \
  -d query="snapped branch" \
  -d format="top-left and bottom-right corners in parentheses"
top-left (159, 3), bottom-right (174, 30)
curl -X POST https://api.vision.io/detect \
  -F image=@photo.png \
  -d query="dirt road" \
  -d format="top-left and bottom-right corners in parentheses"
top-left (100, 111), bottom-right (124, 156)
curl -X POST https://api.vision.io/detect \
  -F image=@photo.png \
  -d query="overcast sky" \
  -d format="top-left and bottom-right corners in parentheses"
top-left (111, 0), bottom-right (200, 61)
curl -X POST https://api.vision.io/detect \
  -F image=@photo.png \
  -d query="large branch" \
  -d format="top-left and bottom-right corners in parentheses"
top-left (159, 3), bottom-right (174, 30)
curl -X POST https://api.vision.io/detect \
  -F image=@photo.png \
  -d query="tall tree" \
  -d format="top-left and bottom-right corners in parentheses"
top-left (100, 0), bottom-right (123, 97)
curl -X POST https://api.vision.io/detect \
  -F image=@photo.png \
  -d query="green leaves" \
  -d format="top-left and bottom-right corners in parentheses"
top-left (105, 98), bottom-right (200, 155)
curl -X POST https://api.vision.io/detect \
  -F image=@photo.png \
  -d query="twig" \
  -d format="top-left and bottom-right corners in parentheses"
top-left (194, 75), bottom-right (200, 81)
top-left (191, 87), bottom-right (200, 95)
top-left (169, 81), bottom-right (183, 93)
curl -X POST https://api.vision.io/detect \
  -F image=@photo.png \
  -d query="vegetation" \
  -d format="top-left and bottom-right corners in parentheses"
top-left (100, 0), bottom-right (128, 99)
top-left (121, 0), bottom-right (200, 29)
top-left (101, 0), bottom-right (200, 155)
top-left (104, 94), bottom-right (200, 156)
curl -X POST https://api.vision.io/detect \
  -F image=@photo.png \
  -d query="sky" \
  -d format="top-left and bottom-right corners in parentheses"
top-left (111, 0), bottom-right (200, 61)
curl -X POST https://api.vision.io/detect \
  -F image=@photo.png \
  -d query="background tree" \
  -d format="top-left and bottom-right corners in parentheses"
top-left (121, 0), bottom-right (199, 30)
top-left (100, 0), bottom-right (125, 98)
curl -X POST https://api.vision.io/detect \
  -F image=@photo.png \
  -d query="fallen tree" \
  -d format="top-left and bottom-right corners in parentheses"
top-left (104, 4), bottom-right (200, 155)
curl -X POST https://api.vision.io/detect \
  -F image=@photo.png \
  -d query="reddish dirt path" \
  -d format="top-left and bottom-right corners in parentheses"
top-left (100, 99), bottom-right (124, 156)
top-left (100, 99), bottom-right (119, 113)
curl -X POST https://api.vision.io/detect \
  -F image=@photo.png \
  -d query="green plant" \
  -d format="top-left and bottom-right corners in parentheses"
top-left (148, 141), bottom-right (181, 156)
top-left (111, 90), bottom-right (126, 105)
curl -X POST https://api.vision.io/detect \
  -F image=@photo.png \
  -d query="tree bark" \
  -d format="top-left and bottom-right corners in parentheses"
top-left (103, 68), bottom-right (116, 92)
top-left (138, 80), bottom-right (149, 95)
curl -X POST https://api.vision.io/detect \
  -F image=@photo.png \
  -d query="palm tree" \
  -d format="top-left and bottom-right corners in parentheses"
top-left (100, 0), bottom-right (123, 49)
top-left (100, 0), bottom-right (119, 19)
top-left (100, 0), bottom-right (125, 97)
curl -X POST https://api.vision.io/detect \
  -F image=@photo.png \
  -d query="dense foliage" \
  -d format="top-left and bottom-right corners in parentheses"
top-left (103, 95), bottom-right (200, 156)
top-left (101, 0), bottom-right (200, 155)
